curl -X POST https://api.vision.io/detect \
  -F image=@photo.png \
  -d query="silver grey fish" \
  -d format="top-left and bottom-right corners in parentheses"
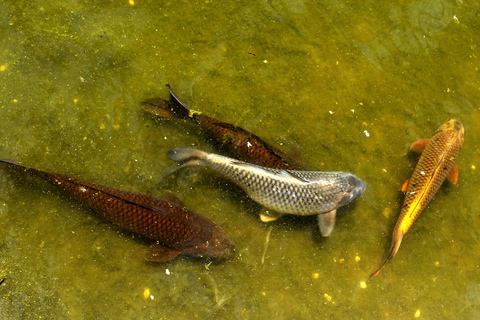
top-left (165, 147), bottom-right (366, 236)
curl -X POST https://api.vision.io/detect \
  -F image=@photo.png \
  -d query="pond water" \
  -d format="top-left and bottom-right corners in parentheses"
top-left (0, 0), bottom-right (479, 319)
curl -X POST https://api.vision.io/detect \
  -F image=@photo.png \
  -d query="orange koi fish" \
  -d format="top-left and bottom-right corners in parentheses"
top-left (370, 119), bottom-right (464, 279)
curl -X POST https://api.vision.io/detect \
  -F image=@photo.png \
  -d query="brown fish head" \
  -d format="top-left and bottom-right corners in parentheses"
top-left (180, 217), bottom-right (235, 260)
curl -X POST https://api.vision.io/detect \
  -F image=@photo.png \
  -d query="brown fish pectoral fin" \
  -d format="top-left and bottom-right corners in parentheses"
top-left (410, 139), bottom-right (430, 153)
top-left (260, 210), bottom-right (283, 223)
top-left (401, 179), bottom-right (410, 192)
top-left (145, 244), bottom-right (182, 262)
top-left (317, 210), bottom-right (337, 237)
top-left (447, 163), bottom-right (458, 184)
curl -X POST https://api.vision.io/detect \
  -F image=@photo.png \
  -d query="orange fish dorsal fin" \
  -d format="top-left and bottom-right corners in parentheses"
top-left (410, 139), bottom-right (430, 153)
top-left (401, 179), bottom-right (410, 192)
top-left (447, 163), bottom-right (458, 184)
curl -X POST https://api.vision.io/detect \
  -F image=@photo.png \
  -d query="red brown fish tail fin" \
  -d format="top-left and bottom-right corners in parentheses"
top-left (369, 232), bottom-right (404, 280)
top-left (142, 84), bottom-right (191, 120)
top-left (0, 159), bottom-right (47, 180)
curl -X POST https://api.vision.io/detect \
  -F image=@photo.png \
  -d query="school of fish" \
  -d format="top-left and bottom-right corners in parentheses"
top-left (0, 83), bottom-right (467, 281)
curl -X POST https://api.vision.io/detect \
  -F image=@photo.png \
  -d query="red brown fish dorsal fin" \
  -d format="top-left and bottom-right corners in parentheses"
top-left (410, 139), bottom-right (430, 153)
top-left (401, 179), bottom-right (410, 192)
top-left (161, 190), bottom-right (186, 208)
top-left (447, 163), bottom-right (458, 184)
top-left (286, 145), bottom-right (305, 168)
top-left (145, 244), bottom-right (182, 262)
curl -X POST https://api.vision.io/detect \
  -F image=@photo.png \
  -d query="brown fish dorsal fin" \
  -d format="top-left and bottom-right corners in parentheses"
top-left (260, 209), bottom-right (284, 222)
top-left (401, 179), bottom-right (410, 192)
top-left (447, 163), bottom-right (458, 184)
top-left (410, 139), bottom-right (430, 153)
top-left (161, 190), bottom-right (186, 207)
top-left (317, 210), bottom-right (337, 237)
top-left (145, 244), bottom-right (182, 262)
top-left (286, 145), bottom-right (305, 168)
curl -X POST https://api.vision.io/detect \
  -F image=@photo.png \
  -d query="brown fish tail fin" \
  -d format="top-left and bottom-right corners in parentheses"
top-left (142, 84), bottom-right (191, 120)
top-left (0, 159), bottom-right (47, 180)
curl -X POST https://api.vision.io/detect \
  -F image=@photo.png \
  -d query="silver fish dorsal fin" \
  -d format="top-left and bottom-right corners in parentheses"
top-left (278, 170), bottom-right (310, 183)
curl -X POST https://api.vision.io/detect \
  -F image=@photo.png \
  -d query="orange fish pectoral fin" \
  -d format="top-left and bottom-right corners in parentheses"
top-left (401, 179), bottom-right (410, 192)
top-left (410, 139), bottom-right (430, 153)
top-left (447, 163), bottom-right (458, 184)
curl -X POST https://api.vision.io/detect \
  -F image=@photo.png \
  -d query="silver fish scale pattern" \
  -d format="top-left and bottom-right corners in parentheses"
top-left (206, 154), bottom-right (352, 215)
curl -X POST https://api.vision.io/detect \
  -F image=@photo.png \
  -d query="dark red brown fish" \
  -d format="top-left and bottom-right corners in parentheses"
top-left (370, 119), bottom-right (464, 279)
top-left (143, 84), bottom-right (304, 170)
top-left (0, 159), bottom-right (234, 262)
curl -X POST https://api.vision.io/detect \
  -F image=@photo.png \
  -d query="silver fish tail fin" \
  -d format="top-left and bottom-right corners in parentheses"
top-left (162, 148), bottom-right (210, 180)
top-left (168, 147), bottom-right (209, 162)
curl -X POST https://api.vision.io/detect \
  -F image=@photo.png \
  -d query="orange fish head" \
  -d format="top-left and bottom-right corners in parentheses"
top-left (437, 118), bottom-right (465, 141)
top-left (439, 118), bottom-right (463, 133)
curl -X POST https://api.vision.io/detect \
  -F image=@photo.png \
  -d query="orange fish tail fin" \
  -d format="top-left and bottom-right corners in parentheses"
top-left (369, 232), bottom-right (404, 280)
top-left (369, 259), bottom-right (388, 280)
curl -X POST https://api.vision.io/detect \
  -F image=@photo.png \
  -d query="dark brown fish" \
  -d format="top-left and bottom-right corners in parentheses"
top-left (370, 119), bottom-right (464, 279)
top-left (0, 160), bottom-right (234, 262)
top-left (143, 84), bottom-right (304, 170)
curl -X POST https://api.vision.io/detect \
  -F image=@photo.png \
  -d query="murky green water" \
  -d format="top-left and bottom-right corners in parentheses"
top-left (0, 0), bottom-right (479, 318)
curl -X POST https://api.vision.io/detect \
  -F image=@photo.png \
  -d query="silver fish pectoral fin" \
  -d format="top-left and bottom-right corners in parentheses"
top-left (260, 209), bottom-right (284, 222)
top-left (317, 209), bottom-right (337, 237)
